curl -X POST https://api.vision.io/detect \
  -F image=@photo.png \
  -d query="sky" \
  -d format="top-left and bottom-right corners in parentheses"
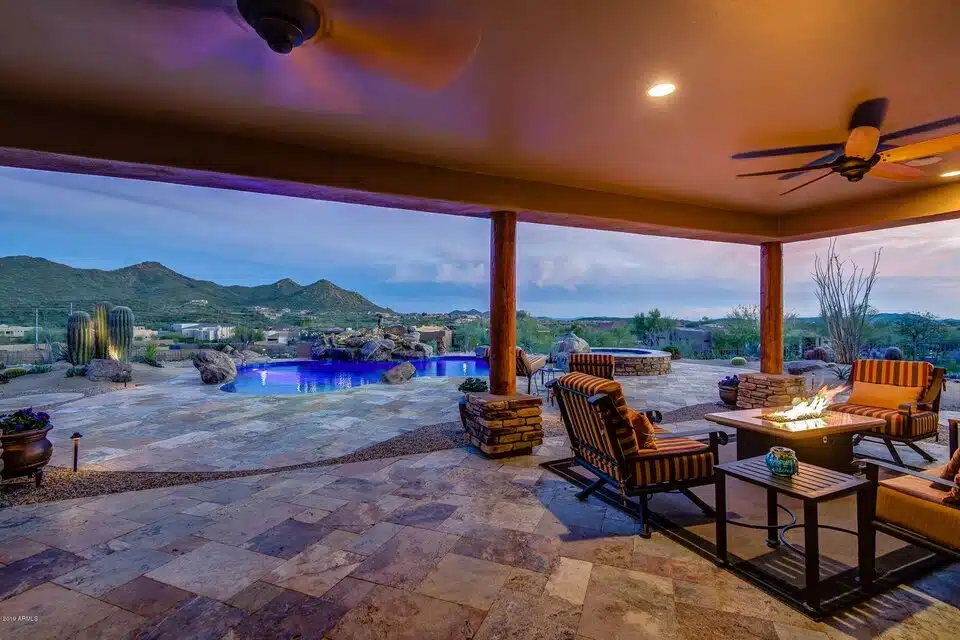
top-left (1, 166), bottom-right (959, 319)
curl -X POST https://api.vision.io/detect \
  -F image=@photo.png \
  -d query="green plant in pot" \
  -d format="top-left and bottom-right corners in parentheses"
top-left (0, 407), bottom-right (54, 487)
top-left (457, 377), bottom-right (489, 427)
top-left (718, 374), bottom-right (739, 407)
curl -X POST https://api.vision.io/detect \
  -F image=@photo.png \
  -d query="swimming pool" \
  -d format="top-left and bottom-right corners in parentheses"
top-left (221, 356), bottom-right (489, 395)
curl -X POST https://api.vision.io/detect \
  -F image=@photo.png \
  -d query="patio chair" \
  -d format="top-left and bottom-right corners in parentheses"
top-left (568, 353), bottom-right (616, 380)
top-left (858, 453), bottom-right (960, 582)
top-left (546, 372), bottom-right (727, 537)
top-left (480, 346), bottom-right (547, 394)
top-left (828, 360), bottom-right (945, 466)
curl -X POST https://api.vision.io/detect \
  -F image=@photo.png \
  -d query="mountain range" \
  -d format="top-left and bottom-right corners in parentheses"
top-left (0, 256), bottom-right (389, 320)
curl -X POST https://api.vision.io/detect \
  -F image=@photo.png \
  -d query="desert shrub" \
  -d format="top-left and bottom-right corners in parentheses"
top-left (828, 364), bottom-right (852, 380)
top-left (457, 377), bottom-right (489, 393)
top-left (730, 357), bottom-right (746, 366)
top-left (804, 346), bottom-right (830, 362)
top-left (140, 342), bottom-right (164, 367)
top-left (663, 345), bottom-right (682, 360)
top-left (0, 362), bottom-right (5, 370)
top-left (719, 375), bottom-right (739, 387)
top-left (28, 364), bottom-right (53, 374)
top-left (3, 367), bottom-right (27, 379)
top-left (884, 346), bottom-right (903, 361)
top-left (66, 366), bottom-right (88, 377)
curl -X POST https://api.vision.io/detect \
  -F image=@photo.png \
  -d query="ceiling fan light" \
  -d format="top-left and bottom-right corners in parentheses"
top-left (941, 170), bottom-right (960, 178)
top-left (646, 83), bottom-right (676, 98)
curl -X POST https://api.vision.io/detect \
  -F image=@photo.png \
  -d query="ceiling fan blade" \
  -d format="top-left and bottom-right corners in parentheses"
top-left (869, 162), bottom-right (926, 182)
top-left (880, 115), bottom-right (960, 142)
top-left (878, 133), bottom-right (960, 164)
top-left (780, 170), bottom-right (833, 196)
top-left (738, 163), bottom-right (837, 178)
top-left (125, 2), bottom-right (249, 68)
top-left (848, 98), bottom-right (888, 130)
top-left (318, 6), bottom-right (482, 89)
top-left (284, 47), bottom-right (361, 113)
top-left (844, 126), bottom-right (880, 160)
top-left (778, 150), bottom-right (843, 180)
top-left (731, 143), bottom-right (842, 160)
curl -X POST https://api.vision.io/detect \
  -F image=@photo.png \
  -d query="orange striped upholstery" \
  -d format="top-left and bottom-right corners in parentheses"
top-left (569, 353), bottom-right (616, 379)
top-left (632, 438), bottom-right (714, 485)
top-left (853, 359), bottom-right (933, 387)
top-left (827, 403), bottom-right (939, 437)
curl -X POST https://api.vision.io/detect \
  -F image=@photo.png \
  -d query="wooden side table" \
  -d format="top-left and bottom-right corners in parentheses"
top-left (715, 457), bottom-right (872, 616)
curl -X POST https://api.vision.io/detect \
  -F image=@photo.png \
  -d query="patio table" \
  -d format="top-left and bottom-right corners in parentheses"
top-left (715, 456), bottom-right (872, 617)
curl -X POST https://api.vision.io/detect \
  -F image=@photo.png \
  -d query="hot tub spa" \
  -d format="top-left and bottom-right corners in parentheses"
top-left (590, 348), bottom-right (672, 376)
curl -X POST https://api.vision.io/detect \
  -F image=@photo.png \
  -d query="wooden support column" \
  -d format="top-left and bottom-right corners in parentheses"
top-left (490, 211), bottom-right (518, 395)
top-left (760, 242), bottom-right (784, 374)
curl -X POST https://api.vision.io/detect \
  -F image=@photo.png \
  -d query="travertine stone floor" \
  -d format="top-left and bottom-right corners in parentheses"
top-left (0, 437), bottom-right (957, 639)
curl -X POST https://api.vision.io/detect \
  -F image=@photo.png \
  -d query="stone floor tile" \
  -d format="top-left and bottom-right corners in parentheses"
top-left (180, 501), bottom-right (224, 517)
top-left (241, 519), bottom-right (332, 559)
top-left (288, 493), bottom-right (350, 511)
top-left (319, 501), bottom-right (399, 533)
top-left (386, 500), bottom-right (460, 530)
top-left (474, 589), bottom-right (581, 640)
top-left (81, 487), bottom-right (176, 516)
top-left (52, 548), bottom-right (175, 597)
top-left (320, 576), bottom-right (377, 608)
top-left (145, 541), bottom-right (284, 601)
top-left (157, 534), bottom-right (213, 556)
top-left (73, 607), bottom-right (146, 640)
top-left (133, 594), bottom-right (247, 640)
top-left (291, 507), bottom-right (332, 523)
top-left (102, 575), bottom-right (192, 618)
top-left (351, 526), bottom-right (459, 590)
top-left (319, 529), bottom-right (362, 550)
top-left (0, 536), bottom-right (48, 564)
top-left (228, 588), bottom-right (351, 640)
top-left (114, 494), bottom-right (205, 523)
top-left (226, 580), bottom-right (287, 614)
top-left (450, 527), bottom-right (560, 574)
top-left (24, 507), bottom-right (143, 552)
top-left (311, 477), bottom-right (401, 503)
top-left (113, 513), bottom-right (213, 550)
top-left (502, 567), bottom-right (549, 596)
top-left (677, 603), bottom-right (779, 639)
top-left (265, 544), bottom-right (366, 598)
top-left (552, 526), bottom-right (635, 570)
top-left (350, 521), bottom-right (403, 555)
top-left (448, 497), bottom-right (546, 533)
top-left (0, 582), bottom-right (120, 639)
top-left (544, 557), bottom-right (593, 606)
top-left (578, 563), bottom-right (676, 640)
top-left (327, 584), bottom-right (485, 640)
top-left (197, 501), bottom-right (305, 545)
top-left (416, 553), bottom-right (513, 610)
top-left (0, 547), bottom-right (87, 601)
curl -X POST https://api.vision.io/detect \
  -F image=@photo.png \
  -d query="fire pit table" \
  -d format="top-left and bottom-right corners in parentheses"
top-left (705, 407), bottom-right (885, 472)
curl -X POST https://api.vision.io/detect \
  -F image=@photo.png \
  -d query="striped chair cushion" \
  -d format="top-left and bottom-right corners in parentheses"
top-left (629, 437), bottom-right (714, 485)
top-left (854, 360), bottom-right (933, 387)
top-left (569, 353), bottom-right (616, 380)
top-left (827, 403), bottom-right (939, 437)
top-left (478, 347), bottom-right (546, 377)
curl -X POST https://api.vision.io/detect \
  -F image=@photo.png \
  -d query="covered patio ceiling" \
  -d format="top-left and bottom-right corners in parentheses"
top-left (0, 0), bottom-right (958, 243)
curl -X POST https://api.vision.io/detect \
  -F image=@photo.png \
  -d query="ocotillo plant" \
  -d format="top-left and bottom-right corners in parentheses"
top-left (108, 306), bottom-right (135, 362)
top-left (67, 311), bottom-right (94, 365)
top-left (93, 302), bottom-right (112, 359)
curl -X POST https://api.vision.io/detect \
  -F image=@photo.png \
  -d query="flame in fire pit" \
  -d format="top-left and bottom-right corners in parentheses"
top-left (764, 385), bottom-right (849, 423)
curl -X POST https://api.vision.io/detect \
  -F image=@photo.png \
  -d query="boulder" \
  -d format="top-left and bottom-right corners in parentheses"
top-left (360, 339), bottom-right (395, 361)
top-left (785, 360), bottom-right (829, 375)
top-left (221, 345), bottom-right (236, 355)
top-left (87, 358), bottom-right (134, 382)
top-left (550, 331), bottom-right (591, 371)
top-left (382, 362), bottom-right (416, 384)
top-left (240, 350), bottom-right (269, 362)
top-left (192, 350), bottom-right (237, 384)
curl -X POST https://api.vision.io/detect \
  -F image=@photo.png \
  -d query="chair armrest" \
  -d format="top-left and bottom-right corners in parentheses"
top-left (655, 427), bottom-right (730, 443)
top-left (857, 459), bottom-right (960, 491)
top-left (898, 401), bottom-right (935, 415)
top-left (920, 367), bottom-right (946, 406)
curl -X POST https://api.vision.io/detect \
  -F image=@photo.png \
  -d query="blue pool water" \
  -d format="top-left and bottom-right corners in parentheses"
top-left (221, 357), bottom-right (490, 395)
top-left (591, 348), bottom-right (654, 356)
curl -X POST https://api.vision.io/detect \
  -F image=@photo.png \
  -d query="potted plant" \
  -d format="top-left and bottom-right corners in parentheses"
top-left (457, 377), bottom-right (489, 427)
top-left (718, 375), bottom-right (739, 407)
top-left (1, 407), bottom-right (54, 487)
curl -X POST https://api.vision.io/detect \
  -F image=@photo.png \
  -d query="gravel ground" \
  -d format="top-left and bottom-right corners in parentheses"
top-left (0, 361), bottom-right (193, 401)
top-left (659, 402), bottom-right (728, 424)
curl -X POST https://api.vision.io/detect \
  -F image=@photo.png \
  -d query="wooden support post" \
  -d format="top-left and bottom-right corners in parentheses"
top-left (760, 242), bottom-right (784, 374)
top-left (490, 211), bottom-right (518, 396)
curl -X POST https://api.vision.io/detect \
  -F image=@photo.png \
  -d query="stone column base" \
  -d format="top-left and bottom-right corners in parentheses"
top-left (736, 373), bottom-right (807, 409)
top-left (460, 392), bottom-right (543, 458)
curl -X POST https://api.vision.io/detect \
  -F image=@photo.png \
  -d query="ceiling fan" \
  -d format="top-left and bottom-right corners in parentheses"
top-left (131, 0), bottom-right (482, 90)
top-left (732, 98), bottom-right (960, 195)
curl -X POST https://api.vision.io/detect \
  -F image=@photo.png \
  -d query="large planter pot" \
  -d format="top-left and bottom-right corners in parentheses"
top-left (1, 427), bottom-right (53, 487)
top-left (718, 384), bottom-right (738, 407)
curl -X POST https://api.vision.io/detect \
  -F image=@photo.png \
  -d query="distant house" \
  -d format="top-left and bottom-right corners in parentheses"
top-left (0, 324), bottom-right (31, 338)
top-left (180, 325), bottom-right (235, 341)
top-left (264, 326), bottom-right (299, 345)
top-left (133, 326), bottom-right (159, 340)
top-left (168, 322), bottom-right (199, 332)
top-left (650, 327), bottom-right (714, 353)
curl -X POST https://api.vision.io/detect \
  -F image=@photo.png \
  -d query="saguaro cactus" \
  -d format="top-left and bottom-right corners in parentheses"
top-left (67, 311), bottom-right (94, 365)
top-left (93, 302), bottom-right (112, 359)
top-left (108, 306), bottom-right (135, 362)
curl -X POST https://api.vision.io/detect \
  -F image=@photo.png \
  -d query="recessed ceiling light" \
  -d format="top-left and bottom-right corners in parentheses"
top-left (647, 83), bottom-right (676, 98)
top-left (941, 170), bottom-right (960, 178)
